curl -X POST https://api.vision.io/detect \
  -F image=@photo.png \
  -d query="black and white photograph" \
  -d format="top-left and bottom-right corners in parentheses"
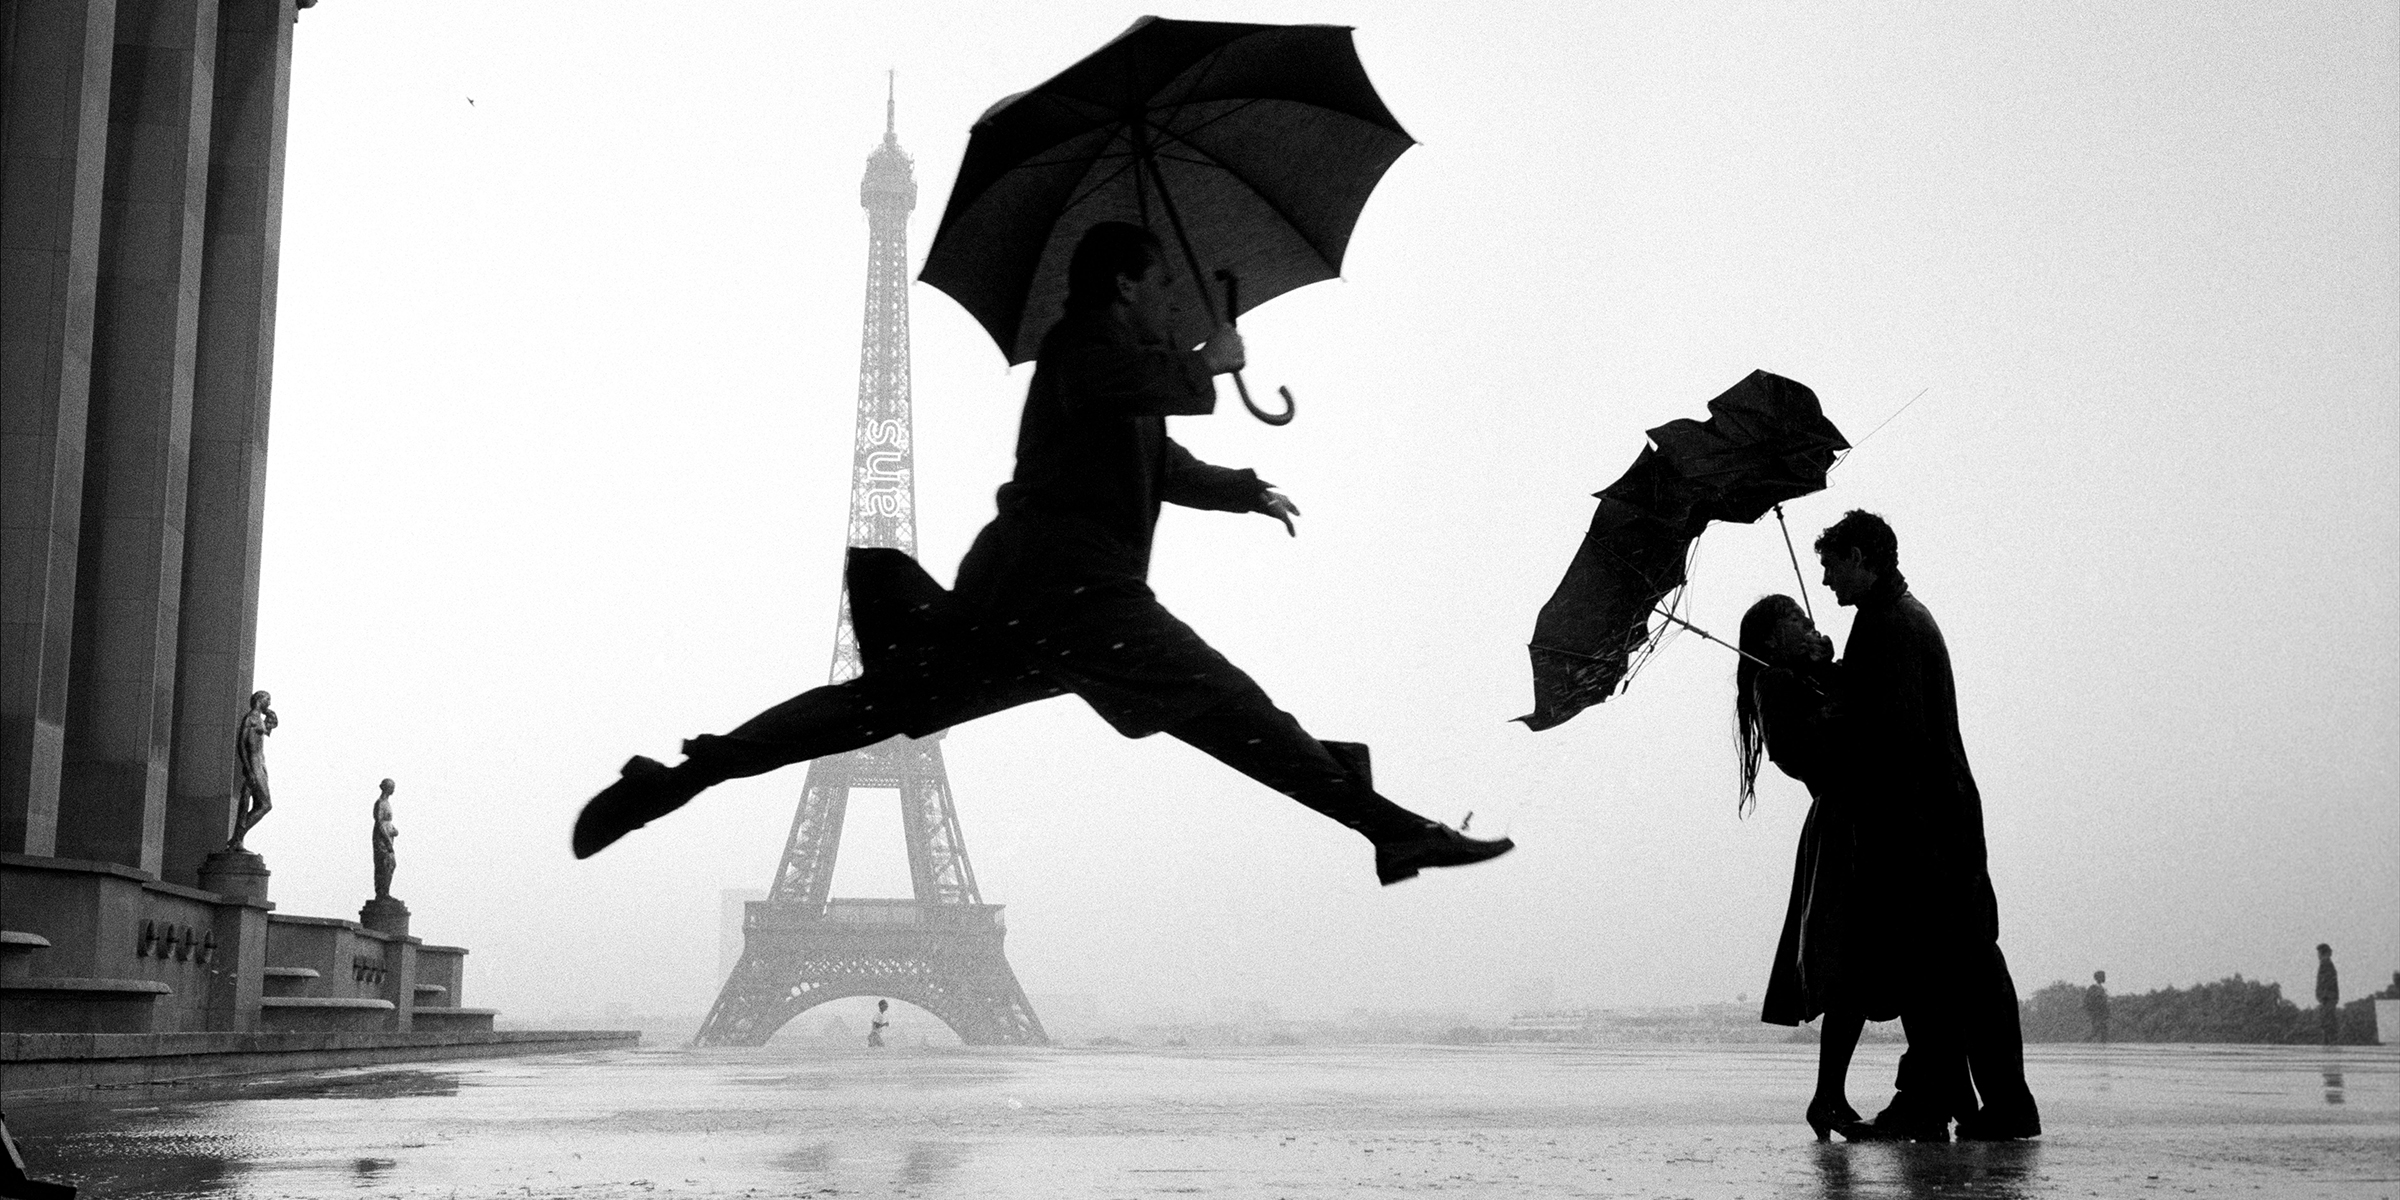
top-left (1, 2), bottom-right (2394, 1196)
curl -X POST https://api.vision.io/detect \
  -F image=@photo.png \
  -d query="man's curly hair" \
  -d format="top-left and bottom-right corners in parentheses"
top-left (1813, 509), bottom-right (1899, 574)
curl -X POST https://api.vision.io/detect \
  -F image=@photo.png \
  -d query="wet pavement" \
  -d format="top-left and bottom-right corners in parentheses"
top-left (7, 1042), bottom-right (2395, 1198)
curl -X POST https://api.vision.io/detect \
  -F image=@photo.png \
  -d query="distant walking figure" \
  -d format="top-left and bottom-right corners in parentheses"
top-left (573, 224), bottom-right (1509, 888)
top-left (1814, 511), bottom-right (2039, 1143)
top-left (2317, 944), bottom-right (2340, 1046)
top-left (2085, 971), bottom-right (2110, 1043)
top-left (1736, 594), bottom-right (1904, 1140)
top-left (868, 999), bottom-right (890, 1049)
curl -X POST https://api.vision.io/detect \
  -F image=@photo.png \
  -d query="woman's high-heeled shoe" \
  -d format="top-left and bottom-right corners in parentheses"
top-left (1806, 1097), bottom-right (1864, 1141)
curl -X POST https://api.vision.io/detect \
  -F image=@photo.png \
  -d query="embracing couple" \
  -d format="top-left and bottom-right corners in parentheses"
top-left (1734, 510), bottom-right (2042, 1143)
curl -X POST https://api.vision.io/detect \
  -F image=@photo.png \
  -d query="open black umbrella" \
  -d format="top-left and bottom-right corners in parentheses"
top-left (1518, 371), bottom-right (1849, 731)
top-left (919, 16), bottom-right (1413, 423)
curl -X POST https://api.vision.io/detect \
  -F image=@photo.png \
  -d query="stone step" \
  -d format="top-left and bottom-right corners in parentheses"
top-left (259, 996), bottom-right (396, 1034)
top-left (0, 976), bottom-right (172, 1035)
top-left (262, 966), bottom-right (321, 996)
top-left (410, 1007), bottom-right (497, 1032)
top-left (0, 931), bottom-right (53, 981)
top-left (0, 977), bottom-right (171, 995)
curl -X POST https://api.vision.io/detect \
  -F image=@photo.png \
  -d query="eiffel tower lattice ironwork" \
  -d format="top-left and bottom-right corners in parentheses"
top-left (694, 81), bottom-right (1045, 1047)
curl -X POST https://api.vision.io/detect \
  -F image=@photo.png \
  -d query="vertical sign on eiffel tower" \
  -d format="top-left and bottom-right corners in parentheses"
top-left (694, 79), bottom-right (1046, 1047)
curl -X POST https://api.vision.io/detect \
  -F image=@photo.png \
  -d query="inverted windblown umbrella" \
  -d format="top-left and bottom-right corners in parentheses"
top-left (1519, 371), bottom-right (1850, 731)
top-left (919, 16), bottom-right (1414, 423)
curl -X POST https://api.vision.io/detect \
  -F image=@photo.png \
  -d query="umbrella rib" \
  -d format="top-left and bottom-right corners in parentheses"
top-left (985, 110), bottom-right (1249, 182)
top-left (1004, 146), bottom-right (1143, 173)
top-left (1056, 156), bottom-right (1147, 221)
top-left (1150, 39), bottom-right (1236, 114)
top-left (1527, 642), bottom-right (1608, 662)
top-left (1149, 151), bottom-right (1240, 170)
top-left (1145, 121), bottom-right (1340, 275)
top-left (1022, 89), bottom-right (1124, 125)
top-left (1147, 96), bottom-right (1263, 143)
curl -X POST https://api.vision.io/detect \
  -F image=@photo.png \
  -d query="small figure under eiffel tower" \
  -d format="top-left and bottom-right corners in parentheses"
top-left (573, 84), bottom-right (1510, 891)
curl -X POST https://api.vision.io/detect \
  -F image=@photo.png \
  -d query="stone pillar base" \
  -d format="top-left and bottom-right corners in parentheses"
top-left (359, 896), bottom-right (410, 937)
top-left (199, 850), bottom-right (271, 903)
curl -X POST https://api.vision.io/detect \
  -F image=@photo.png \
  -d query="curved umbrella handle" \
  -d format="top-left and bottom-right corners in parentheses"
top-left (1217, 270), bottom-right (1297, 426)
top-left (1239, 378), bottom-right (1296, 425)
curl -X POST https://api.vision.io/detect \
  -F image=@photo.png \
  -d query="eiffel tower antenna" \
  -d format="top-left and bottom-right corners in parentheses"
top-left (694, 80), bottom-right (1046, 1047)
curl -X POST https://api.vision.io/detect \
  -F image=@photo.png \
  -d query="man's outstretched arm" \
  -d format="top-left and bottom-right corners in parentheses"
top-left (1162, 439), bottom-right (1300, 536)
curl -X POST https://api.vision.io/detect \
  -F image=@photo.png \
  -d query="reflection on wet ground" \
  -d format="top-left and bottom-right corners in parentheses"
top-left (9, 1043), bottom-right (2395, 1198)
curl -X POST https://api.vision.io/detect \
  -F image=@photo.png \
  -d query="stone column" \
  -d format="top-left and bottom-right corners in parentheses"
top-left (164, 0), bottom-right (294, 887)
top-left (0, 0), bottom-right (118, 857)
top-left (56, 0), bottom-right (219, 874)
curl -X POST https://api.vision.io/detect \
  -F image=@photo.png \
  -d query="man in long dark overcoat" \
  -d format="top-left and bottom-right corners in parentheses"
top-left (574, 222), bottom-right (1511, 887)
top-left (1817, 510), bottom-right (2041, 1141)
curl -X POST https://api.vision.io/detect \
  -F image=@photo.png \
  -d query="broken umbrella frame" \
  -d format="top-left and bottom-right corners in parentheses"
top-left (1519, 370), bottom-right (1852, 730)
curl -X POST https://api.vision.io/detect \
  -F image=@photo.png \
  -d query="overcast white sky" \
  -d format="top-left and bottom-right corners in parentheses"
top-left (248, 1), bottom-right (2397, 1026)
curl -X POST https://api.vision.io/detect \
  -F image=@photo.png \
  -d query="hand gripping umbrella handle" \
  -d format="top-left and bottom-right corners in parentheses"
top-left (1216, 270), bottom-right (1295, 426)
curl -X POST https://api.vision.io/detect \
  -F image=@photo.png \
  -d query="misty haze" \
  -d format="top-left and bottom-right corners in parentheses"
top-left (1, 1), bottom-right (2392, 1196)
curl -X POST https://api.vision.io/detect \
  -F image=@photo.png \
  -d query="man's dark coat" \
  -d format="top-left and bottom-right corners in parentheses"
top-left (1840, 571), bottom-right (1998, 949)
top-left (1841, 570), bottom-right (2038, 1123)
top-left (848, 301), bottom-right (1272, 740)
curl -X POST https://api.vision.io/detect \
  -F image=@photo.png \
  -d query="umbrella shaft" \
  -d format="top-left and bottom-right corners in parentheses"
top-left (1774, 505), bottom-right (1816, 624)
top-left (1653, 606), bottom-right (1774, 669)
top-left (1137, 138), bottom-right (1226, 328)
top-left (1134, 123), bottom-right (1293, 426)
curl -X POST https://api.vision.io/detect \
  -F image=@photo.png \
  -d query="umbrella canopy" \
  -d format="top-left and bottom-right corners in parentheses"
top-left (1519, 371), bottom-right (1849, 731)
top-left (919, 16), bottom-right (1414, 365)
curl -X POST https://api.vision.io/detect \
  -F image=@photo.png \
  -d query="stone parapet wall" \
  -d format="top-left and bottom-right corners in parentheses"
top-left (2, 851), bottom-right (478, 1039)
top-left (1, 850), bottom-right (267, 1032)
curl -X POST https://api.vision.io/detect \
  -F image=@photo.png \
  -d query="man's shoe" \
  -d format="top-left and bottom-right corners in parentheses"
top-left (572, 756), bottom-right (693, 859)
top-left (1840, 1103), bottom-right (1951, 1143)
top-left (1838, 1117), bottom-right (1950, 1143)
top-left (1955, 1109), bottom-right (2041, 1141)
top-left (1374, 822), bottom-right (1513, 886)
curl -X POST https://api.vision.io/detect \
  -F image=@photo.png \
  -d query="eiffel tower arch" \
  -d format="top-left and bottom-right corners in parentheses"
top-left (694, 79), bottom-right (1044, 1047)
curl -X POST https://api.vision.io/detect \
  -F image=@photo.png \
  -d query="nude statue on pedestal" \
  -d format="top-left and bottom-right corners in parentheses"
top-left (372, 778), bottom-right (399, 900)
top-left (228, 691), bottom-right (278, 850)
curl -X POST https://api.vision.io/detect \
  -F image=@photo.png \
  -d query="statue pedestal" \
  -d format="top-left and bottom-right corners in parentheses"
top-left (359, 896), bottom-right (410, 938)
top-left (199, 849), bottom-right (271, 903)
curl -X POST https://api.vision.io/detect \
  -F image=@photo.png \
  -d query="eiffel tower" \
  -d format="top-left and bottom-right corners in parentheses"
top-left (693, 80), bottom-right (1046, 1047)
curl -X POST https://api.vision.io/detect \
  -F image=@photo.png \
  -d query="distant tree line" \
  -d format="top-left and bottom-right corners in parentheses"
top-left (2021, 974), bottom-right (2394, 1044)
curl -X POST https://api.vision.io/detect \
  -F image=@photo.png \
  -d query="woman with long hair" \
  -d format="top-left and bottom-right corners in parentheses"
top-left (1736, 593), bottom-right (1897, 1139)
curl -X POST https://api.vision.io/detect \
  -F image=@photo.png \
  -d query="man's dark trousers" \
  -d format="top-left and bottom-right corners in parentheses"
top-left (1891, 940), bottom-right (2037, 1124)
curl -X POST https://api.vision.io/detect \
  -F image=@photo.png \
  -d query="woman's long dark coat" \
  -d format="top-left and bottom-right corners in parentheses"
top-left (1757, 664), bottom-right (1905, 1025)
